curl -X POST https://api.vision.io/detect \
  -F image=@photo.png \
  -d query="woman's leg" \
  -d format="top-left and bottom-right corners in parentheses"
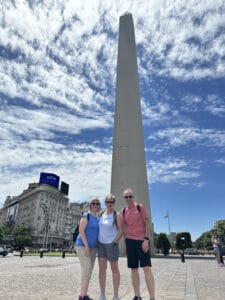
top-left (76, 246), bottom-right (94, 296)
top-left (217, 255), bottom-right (221, 264)
top-left (98, 257), bottom-right (107, 296)
top-left (110, 261), bottom-right (120, 297)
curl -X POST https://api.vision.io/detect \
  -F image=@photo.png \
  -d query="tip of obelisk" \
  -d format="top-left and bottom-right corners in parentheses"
top-left (121, 11), bottom-right (132, 17)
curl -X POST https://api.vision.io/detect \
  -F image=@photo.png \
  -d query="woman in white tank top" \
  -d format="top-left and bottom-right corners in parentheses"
top-left (98, 194), bottom-right (123, 300)
top-left (99, 210), bottom-right (119, 244)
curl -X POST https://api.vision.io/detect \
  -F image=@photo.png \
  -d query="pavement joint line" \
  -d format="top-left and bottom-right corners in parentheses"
top-left (184, 261), bottom-right (198, 299)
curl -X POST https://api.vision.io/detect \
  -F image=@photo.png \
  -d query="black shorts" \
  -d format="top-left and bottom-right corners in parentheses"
top-left (125, 238), bottom-right (152, 269)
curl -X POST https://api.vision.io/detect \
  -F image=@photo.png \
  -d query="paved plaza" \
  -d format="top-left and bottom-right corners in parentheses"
top-left (0, 254), bottom-right (225, 300)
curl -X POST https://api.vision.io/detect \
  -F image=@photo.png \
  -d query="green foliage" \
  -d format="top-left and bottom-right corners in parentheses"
top-left (0, 226), bottom-right (3, 242)
top-left (195, 231), bottom-right (213, 249)
top-left (195, 220), bottom-right (225, 248)
top-left (11, 226), bottom-right (31, 249)
top-left (217, 220), bottom-right (225, 243)
top-left (157, 233), bottom-right (171, 256)
top-left (0, 225), bottom-right (31, 249)
top-left (176, 232), bottom-right (192, 251)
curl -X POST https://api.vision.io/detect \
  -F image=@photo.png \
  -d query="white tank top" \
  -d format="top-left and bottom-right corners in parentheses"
top-left (98, 211), bottom-right (118, 244)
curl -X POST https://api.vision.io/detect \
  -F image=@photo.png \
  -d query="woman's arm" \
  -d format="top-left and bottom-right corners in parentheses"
top-left (79, 216), bottom-right (90, 256)
top-left (113, 212), bottom-right (124, 243)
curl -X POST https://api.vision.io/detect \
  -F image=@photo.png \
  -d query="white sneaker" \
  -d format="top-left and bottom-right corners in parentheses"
top-left (99, 295), bottom-right (107, 300)
top-left (113, 297), bottom-right (120, 300)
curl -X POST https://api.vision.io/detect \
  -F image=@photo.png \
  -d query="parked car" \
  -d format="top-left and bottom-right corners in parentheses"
top-left (184, 248), bottom-right (203, 255)
top-left (38, 248), bottom-right (49, 252)
top-left (0, 247), bottom-right (8, 257)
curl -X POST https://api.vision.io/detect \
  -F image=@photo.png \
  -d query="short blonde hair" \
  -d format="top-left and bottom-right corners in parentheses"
top-left (90, 197), bottom-right (101, 211)
top-left (123, 188), bottom-right (134, 196)
top-left (105, 194), bottom-right (115, 202)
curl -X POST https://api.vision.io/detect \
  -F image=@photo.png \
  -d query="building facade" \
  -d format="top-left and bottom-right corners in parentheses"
top-left (0, 182), bottom-right (83, 248)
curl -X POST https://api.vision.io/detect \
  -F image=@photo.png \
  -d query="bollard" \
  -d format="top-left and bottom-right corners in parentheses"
top-left (40, 251), bottom-right (43, 258)
top-left (62, 251), bottom-right (66, 259)
top-left (181, 253), bottom-right (185, 263)
top-left (20, 250), bottom-right (23, 258)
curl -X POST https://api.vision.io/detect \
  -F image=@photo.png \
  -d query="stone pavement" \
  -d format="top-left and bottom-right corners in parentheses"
top-left (0, 254), bottom-right (225, 300)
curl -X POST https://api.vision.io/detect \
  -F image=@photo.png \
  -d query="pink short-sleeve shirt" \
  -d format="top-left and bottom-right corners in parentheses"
top-left (123, 202), bottom-right (148, 240)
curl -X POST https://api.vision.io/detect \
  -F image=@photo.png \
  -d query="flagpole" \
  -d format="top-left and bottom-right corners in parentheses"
top-left (165, 210), bottom-right (172, 252)
top-left (167, 210), bottom-right (171, 235)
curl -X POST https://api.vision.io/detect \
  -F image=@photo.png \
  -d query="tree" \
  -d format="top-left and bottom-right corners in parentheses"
top-left (11, 226), bottom-right (31, 249)
top-left (0, 226), bottom-right (3, 243)
top-left (176, 232), bottom-right (192, 252)
top-left (157, 233), bottom-right (171, 256)
top-left (195, 231), bottom-right (213, 249)
top-left (216, 220), bottom-right (225, 243)
top-left (195, 220), bottom-right (225, 249)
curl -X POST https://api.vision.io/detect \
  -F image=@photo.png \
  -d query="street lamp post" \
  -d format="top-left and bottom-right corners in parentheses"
top-left (40, 204), bottom-right (49, 249)
top-left (164, 210), bottom-right (172, 251)
top-left (214, 220), bottom-right (218, 234)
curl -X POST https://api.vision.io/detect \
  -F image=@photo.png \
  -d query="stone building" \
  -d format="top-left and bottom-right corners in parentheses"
top-left (0, 181), bottom-right (83, 248)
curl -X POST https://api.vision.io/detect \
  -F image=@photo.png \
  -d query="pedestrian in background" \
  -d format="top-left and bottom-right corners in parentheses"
top-left (212, 233), bottom-right (224, 267)
top-left (98, 194), bottom-right (123, 300)
top-left (122, 188), bottom-right (155, 300)
top-left (75, 197), bottom-right (101, 300)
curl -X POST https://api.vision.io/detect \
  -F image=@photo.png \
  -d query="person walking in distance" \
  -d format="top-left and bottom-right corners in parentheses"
top-left (75, 198), bottom-right (101, 300)
top-left (212, 233), bottom-right (224, 267)
top-left (122, 188), bottom-right (155, 300)
top-left (98, 194), bottom-right (123, 300)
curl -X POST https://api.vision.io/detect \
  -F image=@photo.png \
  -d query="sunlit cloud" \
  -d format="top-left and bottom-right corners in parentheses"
top-left (148, 158), bottom-right (203, 186)
top-left (149, 128), bottom-right (225, 150)
top-left (0, 0), bottom-right (225, 204)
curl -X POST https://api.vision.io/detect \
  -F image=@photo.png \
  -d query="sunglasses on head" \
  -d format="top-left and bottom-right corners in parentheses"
top-left (92, 202), bottom-right (100, 206)
top-left (124, 195), bottom-right (133, 199)
top-left (106, 200), bottom-right (115, 204)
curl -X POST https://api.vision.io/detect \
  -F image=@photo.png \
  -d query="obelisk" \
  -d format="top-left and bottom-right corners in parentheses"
top-left (111, 12), bottom-right (154, 252)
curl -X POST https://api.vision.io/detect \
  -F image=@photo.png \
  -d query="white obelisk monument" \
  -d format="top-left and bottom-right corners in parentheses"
top-left (111, 12), bottom-right (154, 252)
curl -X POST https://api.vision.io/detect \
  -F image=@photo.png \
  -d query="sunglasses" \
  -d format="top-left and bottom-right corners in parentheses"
top-left (106, 200), bottom-right (115, 204)
top-left (124, 195), bottom-right (133, 199)
top-left (92, 202), bottom-right (100, 206)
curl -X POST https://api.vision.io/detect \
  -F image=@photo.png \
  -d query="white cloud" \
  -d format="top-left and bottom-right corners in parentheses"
top-left (1, 0), bottom-right (225, 205)
top-left (215, 158), bottom-right (225, 165)
top-left (136, 0), bottom-right (225, 80)
top-left (0, 139), bottom-right (112, 203)
top-left (148, 158), bottom-right (202, 186)
top-left (0, 105), bottom-right (112, 145)
top-left (181, 94), bottom-right (225, 117)
top-left (149, 127), bottom-right (225, 150)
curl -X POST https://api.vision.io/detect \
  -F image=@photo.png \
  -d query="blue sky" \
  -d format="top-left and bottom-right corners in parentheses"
top-left (0, 1), bottom-right (225, 241)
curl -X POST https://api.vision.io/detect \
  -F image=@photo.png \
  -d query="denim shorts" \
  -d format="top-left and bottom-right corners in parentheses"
top-left (214, 246), bottom-right (220, 255)
top-left (98, 241), bottom-right (119, 262)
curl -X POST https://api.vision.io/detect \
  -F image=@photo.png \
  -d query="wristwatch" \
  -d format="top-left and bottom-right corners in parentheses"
top-left (144, 236), bottom-right (149, 241)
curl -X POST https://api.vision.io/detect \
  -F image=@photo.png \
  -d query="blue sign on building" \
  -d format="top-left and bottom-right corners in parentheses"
top-left (39, 172), bottom-right (60, 188)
